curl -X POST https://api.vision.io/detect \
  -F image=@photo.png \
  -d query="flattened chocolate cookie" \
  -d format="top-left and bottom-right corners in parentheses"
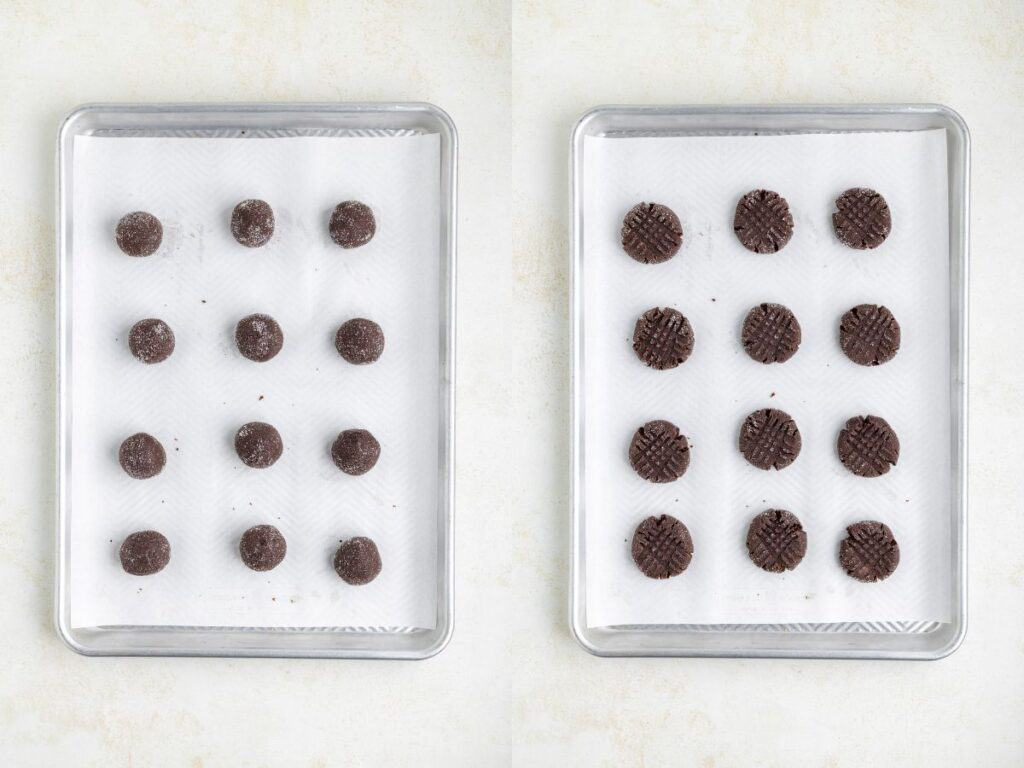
top-left (629, 420), bottom-right (690, 483)
top-left (116, 211), bottom-right (163, 257)
top-left (235, 422), bottom-right (283, 468)
top-left (128, 318), bottom-right (175, 364)
top-left (239, 524), bottom-right (287, 571)
top-left (632, 307), bottom-right (694, 370)
top-left (333, 536), bottom-right (382, 585)
top-left (741, 303), bottom-right (802, 364)
top-left (118, 433), bottom-right (166, 479)
top-left (746, 509), bottom-right (807, 573)
top-left (331, 429), bottom-right (381, 475)
top-left (231, 199), bottom-right (275, 248)
top-left (832, 188), bottom-right (891, 250)
top-left (235, 313), bottom-right (284, 362)
top-left (837, 415), bottom-right (899, 478)
top-left (119, 530), bottom-right (170, 576)
top-left (839, 521), bottom-right (900, 582)
top-left (335, 318), bottom-right (384, 364)
top-left (840, 304), bottom-right (901, 366)
top-left (330, 201), bottom-right (376, 248)
top-left (739, 408), bottom-right (801, 470)
top-left (620, 202), bottom-right (683, 264)
top-left (733, 189), bottom-right (794, 253)
top-left (631, 514), bottom-right (693, 579)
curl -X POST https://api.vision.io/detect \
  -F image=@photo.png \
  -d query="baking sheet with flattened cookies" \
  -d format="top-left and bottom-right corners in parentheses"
top-left (572, 107), bottom-right (968, 658)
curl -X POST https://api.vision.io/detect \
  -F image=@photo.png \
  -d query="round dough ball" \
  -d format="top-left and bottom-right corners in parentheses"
top-left (329, 201), bottom-right (376, 248)
top-left (333, 536), bottom-right (382, 585)
top-left (239, 524), bottom-right (287, 571)
top-left (335, 318), bottom-right (384, 364)
top-left (235, 313), bottom-right (283, 362)
top-left (116, 211), bottom-right (163, 257)
top-left (234, 422), bottom-right (283, 469)
top-left (119, 530), bottom-right (171, 575)
top-left (231, 199), bottom-right (275, 248)
top-left (330, 429), bottom-right (380, 475)
top-left (118, 433), bottom-right (166, 479)
top-left (128, 318), bottom-right (175, 364)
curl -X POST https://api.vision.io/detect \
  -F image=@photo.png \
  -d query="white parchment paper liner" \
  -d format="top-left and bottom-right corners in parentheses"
top-left (69, 134), bottom-right (440, 629)
top-left (582, 130), bottom-right (952, 626)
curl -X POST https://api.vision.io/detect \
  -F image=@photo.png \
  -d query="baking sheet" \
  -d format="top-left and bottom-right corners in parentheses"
top-left (582, 129), bottom-right (952, 627)
top-left (68, 133), bottom-right (440, 630)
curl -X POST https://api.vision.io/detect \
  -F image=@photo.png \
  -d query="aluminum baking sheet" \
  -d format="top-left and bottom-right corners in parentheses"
top-left (570, 105), bottom-right (968, 659)
top-left (56, 103), bottom-right (456, 658)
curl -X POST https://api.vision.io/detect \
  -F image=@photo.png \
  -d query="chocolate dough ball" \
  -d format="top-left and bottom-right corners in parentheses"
top-left (119, 530), bottom-right (171, 575)
top-left (331, 429), bottom-right (380, 475)
top-left (234, 422), bottom-right (283, 468)
top-left (335, 318), bottom-right (384, 364)
top-left (231, 199), bottom-right (275, 248)
top-left (329, 201), bottom-right (376, 248)
top-left (128, 318), bottom-right (175, 364)
top-left (235, 313), bottom-right (284, 362)
top-left (239, 524), bottom-right (287, 571)
top-left (333, 536), bottom-right (382, 585)
top-left (118, 433), bottom-right (166, 479)
top-left (116, 211), bottom-right (163, 257)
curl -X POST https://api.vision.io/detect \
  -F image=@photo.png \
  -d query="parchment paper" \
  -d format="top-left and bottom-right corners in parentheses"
top-left (582, 129), bottom-right (952, 626)
top-left (69, 133), bottom-right (440, 629)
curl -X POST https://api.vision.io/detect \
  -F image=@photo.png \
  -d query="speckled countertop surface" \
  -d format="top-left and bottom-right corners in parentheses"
top-left (1, 1), bottom-right (1021, 765)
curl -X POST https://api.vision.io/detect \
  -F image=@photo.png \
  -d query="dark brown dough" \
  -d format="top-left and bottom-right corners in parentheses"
top-left (239, 524), bottom-right (287, 571)
top-left (333, 536), bottom-right (382, 585)
top-left (118, 433), bottom-right (166, 479)
top-left (840, 304), bottom-right (901, 366)
top-left (330, 201), bottom-right (376, 248)
top-left (119, 530), bottom-right (170, 575)
top-left (832, 188), bottom-right (892, 249)
top-left (231, 199), bottom-right (275, 248)
top-left (739, 408), bottom-right (802, 471)
top-left (116, 211), bottom-right (163, 257)
top-left (631, 514), bottom-right (693, 579)
top-left (837, 415), bottom-right (899, 478)
top-left (620, 202), bottom-right (683, 264)
top-left (128, 318), bottom-right (175, 364)
top-left (746, 509), bottom-right (807, 573)
top-left (733, 189), bottom-right (794, 253)
top-left (235, 422), bottom-right (283, 468)
top-left (235, 313), bottom-right (284, 362)
top-left (741, 303), bottom-right (802, 364)
top-left (629, 420), bottom-right (690, 483)
top-left (632, 307), bottom-right (694, 370)
top-left (331, 429), bottom-right (380, 475)
top-left (839, 521), bottom-right (900, 582)
top-left (335, 318), bottom-right (385, 364)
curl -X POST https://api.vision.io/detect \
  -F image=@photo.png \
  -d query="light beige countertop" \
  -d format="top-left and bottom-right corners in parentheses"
top-left (0, 1), bottom-right (1021, 765)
